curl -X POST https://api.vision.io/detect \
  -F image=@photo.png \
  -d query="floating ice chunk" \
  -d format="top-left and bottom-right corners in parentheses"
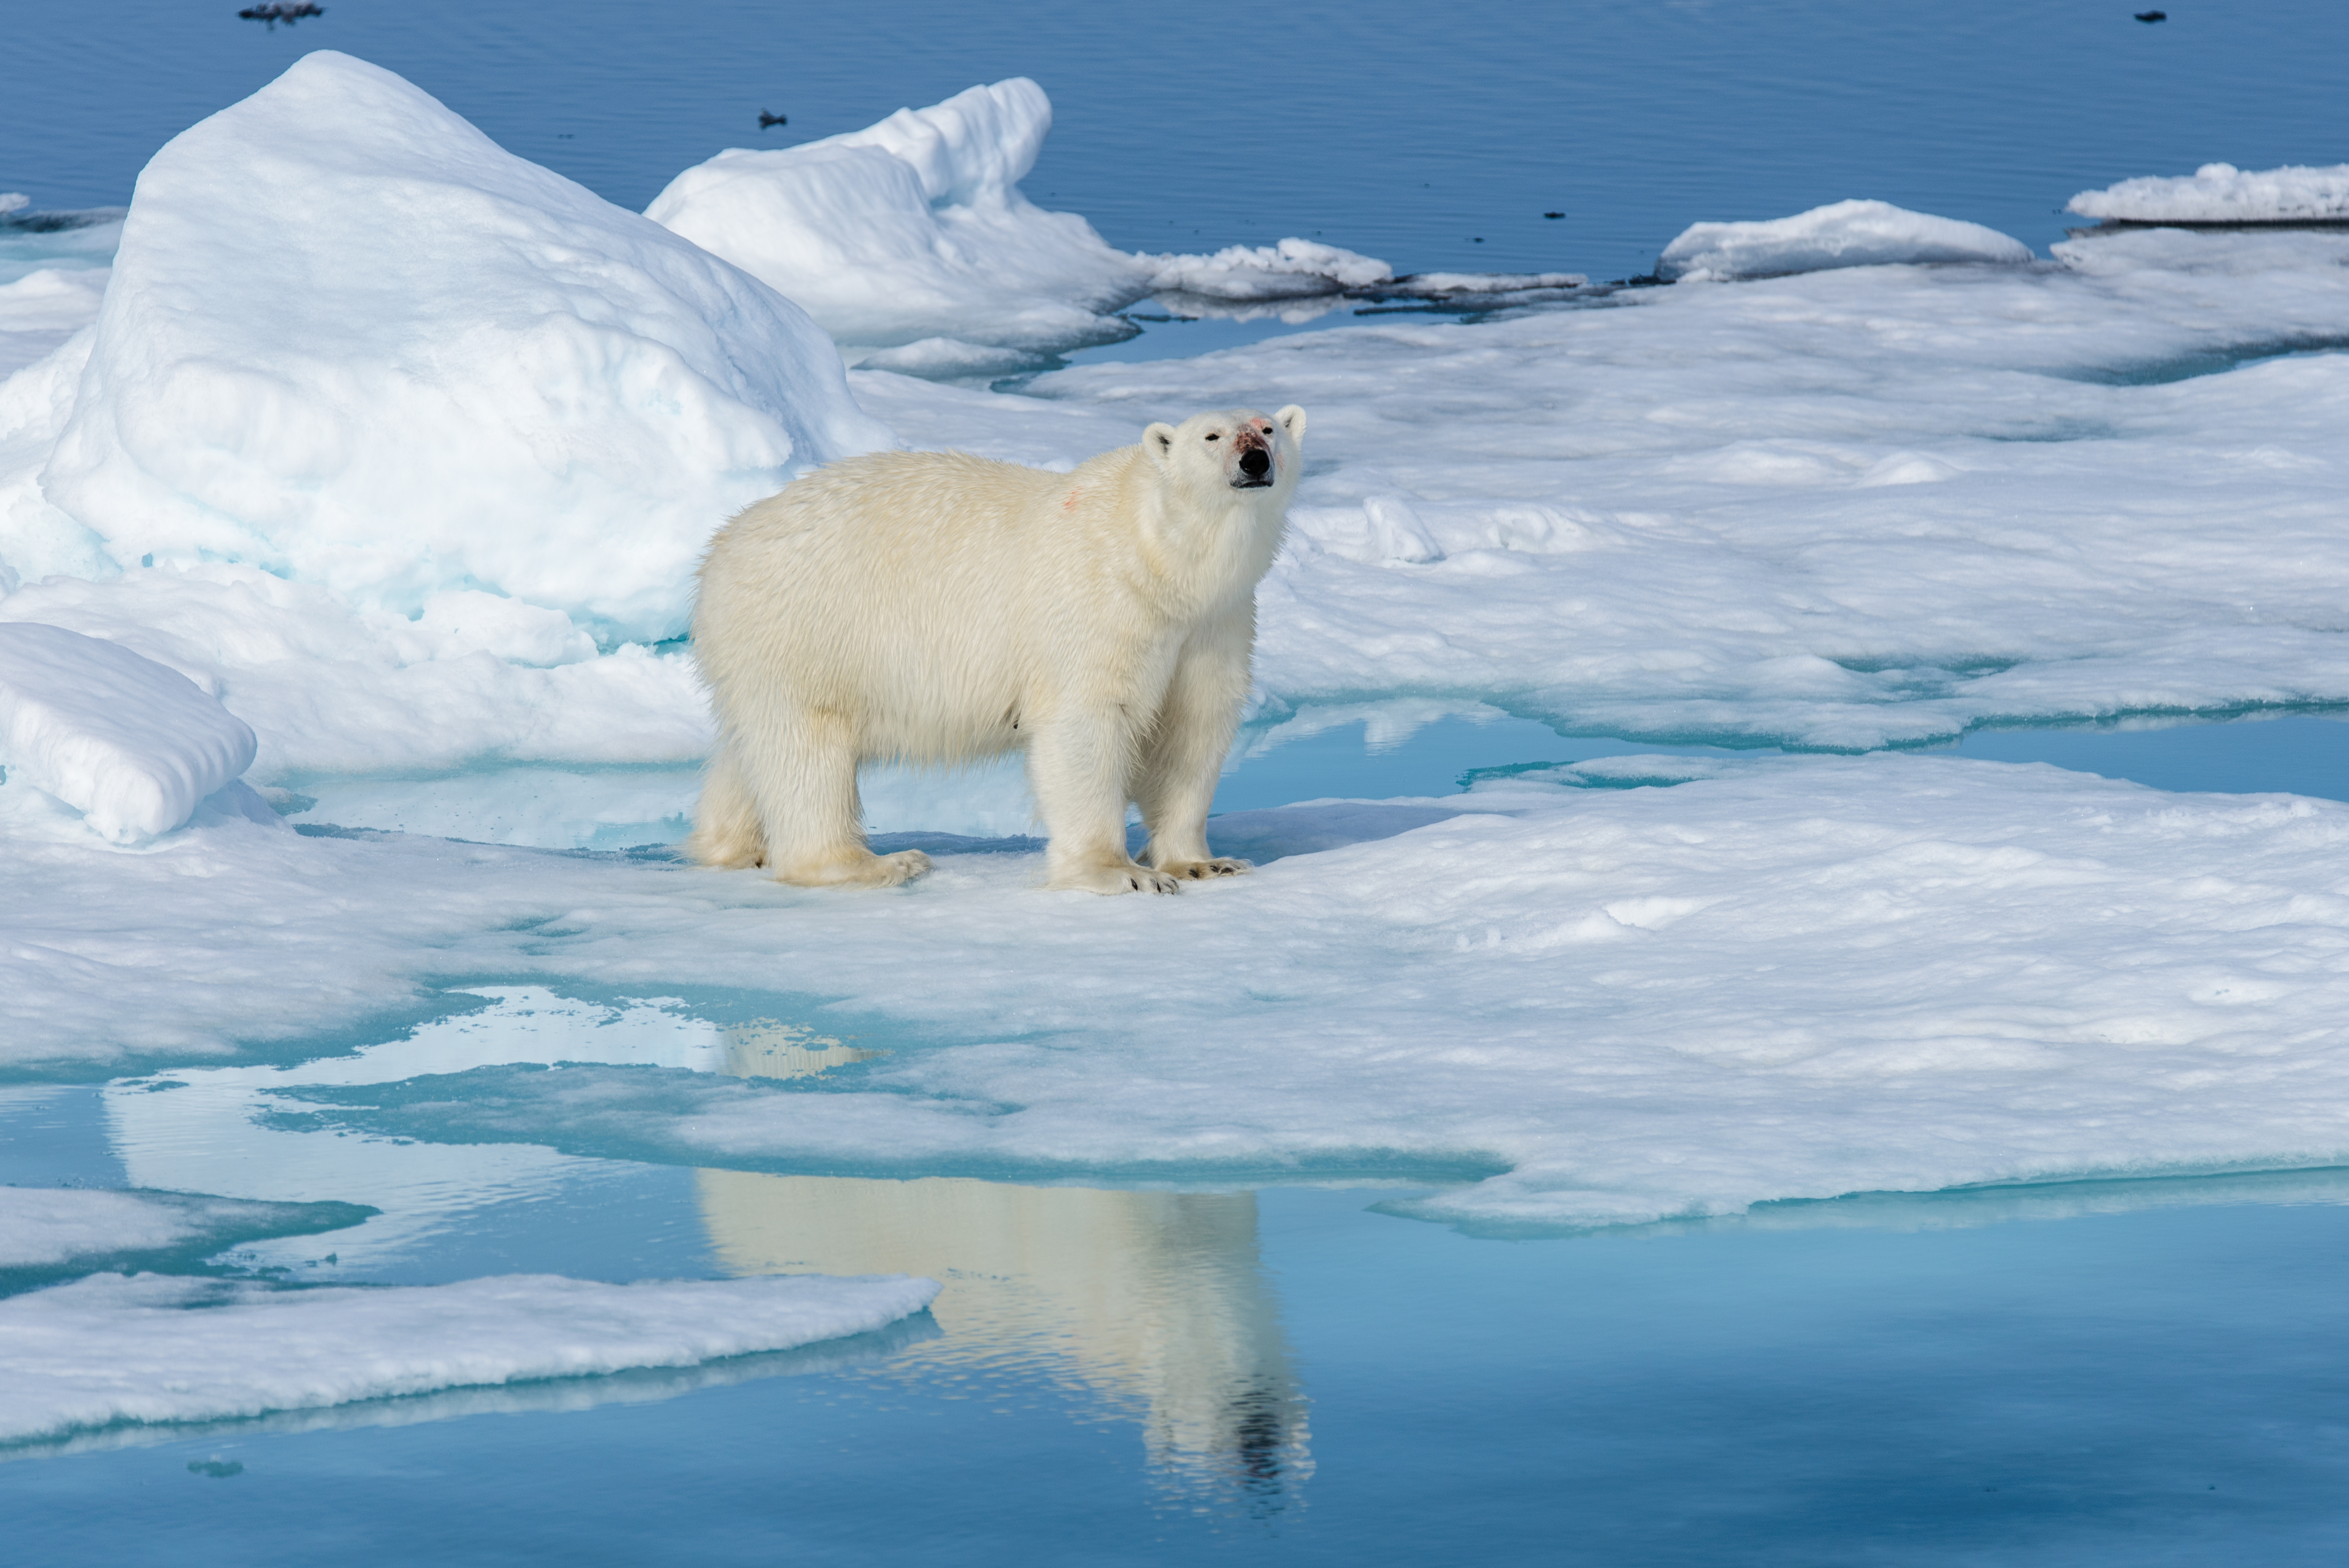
top-left (2068, 162), bottom-right (2349, 224)
top-left (0, 621), bottom-right (257, 842)
top-left (1396, 271), bottom-right (1589, 294)
top-left (0, 1187), bottom-right (369, 1277)
top-left (647, 80), bottom-right (1152, 359)
top-left (1142, 238), bottom-right (1394, 300)
top-left (38, 51), bottom-right (892, 645)
top-left (0, 1270), bottom-right (939, 1447)
top-left (646, 80), bottom-right (1396, 360)
top-left (1657, 199), bottom-right (2033, 282)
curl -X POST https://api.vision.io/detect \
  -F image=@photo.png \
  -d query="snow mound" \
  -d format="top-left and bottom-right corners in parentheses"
top-left (0, 620), bottom-right (257, 842)
top-left (2067, 162), bottom-right (2349, 224)
top-left (0, 1187), bottom-right (369, 1274)
top-left (647, 80), bottom-right (1399, 365)
top-left (36, 51), bottom-right (892, 644)
top-left (1657, 199), bottom-right (2032, 282)
top-left (0, 1270), bottom-right (940, 1447)
top-left (647, 79), bottom-right (1153, 360)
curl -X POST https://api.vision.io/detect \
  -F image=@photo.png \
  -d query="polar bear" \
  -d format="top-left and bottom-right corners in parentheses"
top-left (687, 405), bottom-right (1307, 894)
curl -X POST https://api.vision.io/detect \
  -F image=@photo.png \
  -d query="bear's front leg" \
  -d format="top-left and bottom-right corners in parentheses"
top-left (1026, 708), bottom-right (1179, 895)
top-left (1135, 629), bottom-right (1253, 883)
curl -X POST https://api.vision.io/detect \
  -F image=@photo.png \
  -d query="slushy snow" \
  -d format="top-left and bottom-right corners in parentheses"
top-left (33, 51), bottom-right (890, 644)
top-left (0, 621), bottom-right (258, 841)
top-left (2069, 162), bottom-right (2349, 224)
top-left (1657, 199), bottom-right (2033, 281)
top-left (0, 1270), bottom-right (939, 1447)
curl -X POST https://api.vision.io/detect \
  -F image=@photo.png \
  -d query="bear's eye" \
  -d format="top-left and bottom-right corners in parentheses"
top-left (1204, 433), bottom-right (1220, 441)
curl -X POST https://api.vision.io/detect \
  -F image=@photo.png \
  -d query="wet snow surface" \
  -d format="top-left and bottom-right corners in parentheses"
top-left (9, 57), bottom-right (2349, 1537)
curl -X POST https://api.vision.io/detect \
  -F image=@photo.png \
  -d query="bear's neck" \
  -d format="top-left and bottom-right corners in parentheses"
top-left (1133, 484), bottom-right (1288, 618)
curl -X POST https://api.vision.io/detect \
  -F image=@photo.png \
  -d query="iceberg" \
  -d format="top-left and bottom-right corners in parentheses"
top-left (0, 621), bottom-right (258, 842)
top-left (0, 1270), bottom-right (940, 1448)
top-left (1657, 199), bottom-right (2033, 282)
top-left (34, 51), bottom-right (892, 645)
top-left (2068, 162), bottom-right (2349, 224)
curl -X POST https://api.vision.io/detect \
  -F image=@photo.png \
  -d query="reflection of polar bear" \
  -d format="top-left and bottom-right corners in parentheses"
top-left (687, 405), bottom-right (1307, 894)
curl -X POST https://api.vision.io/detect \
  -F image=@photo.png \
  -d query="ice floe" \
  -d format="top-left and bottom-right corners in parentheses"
top-left (0, 1187), bottom-right (370, 1280)
top-left (20, 755), bottom-right (2349, 1232)
top-left (2069, 162), bottom-right (2349, 224)
top-left (0, 1269), bottom-right (938, 1448)
top-left (30, 51), bottom-right (890, 644)
top-left (0, 621), bottom-right (257, 841)
top-left (1656, 199), bottom-right (2033, 281)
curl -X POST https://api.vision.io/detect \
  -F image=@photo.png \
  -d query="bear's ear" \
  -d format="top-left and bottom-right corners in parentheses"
top-left (1144, 423), bottom-right (1178, 470)
top-left (1276, 405), bottom-right (1307, 444)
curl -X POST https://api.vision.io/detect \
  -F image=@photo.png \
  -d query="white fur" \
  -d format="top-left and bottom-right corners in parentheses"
top-left (688, 405), bottom-right (1308, 894)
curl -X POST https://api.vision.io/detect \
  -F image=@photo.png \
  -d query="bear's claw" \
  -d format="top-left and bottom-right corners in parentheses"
top-left (1159, 857), bottom-right (1252, 880)
top-left (1052, 860), bottom-right (1182, 896)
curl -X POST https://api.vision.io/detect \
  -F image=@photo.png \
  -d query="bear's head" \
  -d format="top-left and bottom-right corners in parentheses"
top-left (1143, 405), bottom-right (1308, 502)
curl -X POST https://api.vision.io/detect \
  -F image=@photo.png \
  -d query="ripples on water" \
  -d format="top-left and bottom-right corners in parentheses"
top-left (5, 0), bottom-right (2345, 280)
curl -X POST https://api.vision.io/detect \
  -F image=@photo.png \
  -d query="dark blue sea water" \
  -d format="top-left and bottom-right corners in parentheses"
top-left (10, 2), bottom-right (2349, 1561)
top-left (5, 0), bottom-right (2345, 281)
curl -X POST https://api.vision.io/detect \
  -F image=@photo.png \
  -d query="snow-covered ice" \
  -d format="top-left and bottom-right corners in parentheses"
top-left (2069, 162), bottom-right (2349, 224)
top-left (27, 51), bottom-right (890, 643)
top-left (647, 79), bottom-right (1153, 362)
top-left (19, 753), bottom-right (2349, 1233)
top-left (1023, 225), bottom-right (2349, 749)
top-left (1656, 199), bottom-right (2033, 281)
top-left (0, 1187), bottom-right (369, 1275)
top-left (0, 621), bottom-right (257, 841)
top-left (0, 1270), bottom-right (939, 1448)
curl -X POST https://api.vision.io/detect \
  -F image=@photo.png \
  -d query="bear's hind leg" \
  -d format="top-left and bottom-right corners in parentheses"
top-left (754, 711), bottom-right (930, 889)
top-left (1136, 639), bottom-right (1252, 882)
top-left (685, 741), bottom-right (766, 869)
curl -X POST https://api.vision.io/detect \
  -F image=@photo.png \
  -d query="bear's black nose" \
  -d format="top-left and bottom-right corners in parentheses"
top-left (1239, 449), bottom-right (1271, 479)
